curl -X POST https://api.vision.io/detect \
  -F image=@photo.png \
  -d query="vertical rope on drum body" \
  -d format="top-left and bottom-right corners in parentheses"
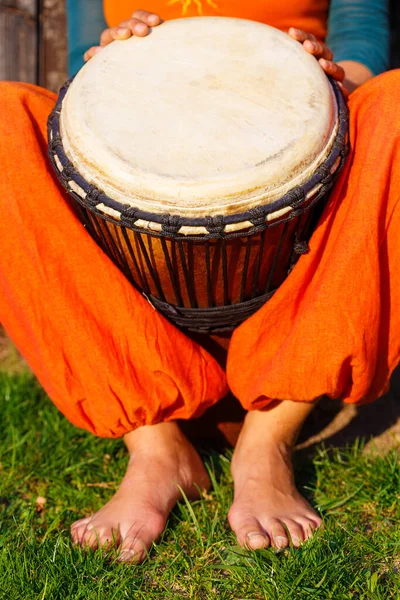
top-left (105, 222), bottom-right (138, 286)
top-left (160, 237), bottom-right (183, 306)
top-left (265, 221), bottom-right (289, 294)
top-left (92, 215), bottom-right (127, 277)
top-left (240, 236), bottom-right (252, 303)
top-left (112, 224), bottom-right (131, 269)
top-left (251, 230), bottom-right (266, 299)
top-left (110, 223), bottom-right (136, 284)
top-left (133, 233), bottom-right (151, 295)
top-left (134, 232), bottom-right (166, 301)
top-left (98, 220), bottom-right (120, 263)
top-left (205, 240), bottom-right (213, 307)
top-left (221, 238), bottom-right (229, 306)
top-left (177, 240), bottom-right (197, 308)
top-left (120, 227), bottom-right (149, 294)
top-left (170, 240), bottom-right (181, 303)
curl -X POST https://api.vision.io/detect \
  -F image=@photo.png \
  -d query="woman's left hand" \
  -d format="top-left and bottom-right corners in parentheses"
top-left (288, 28), bottom-right (349, 97)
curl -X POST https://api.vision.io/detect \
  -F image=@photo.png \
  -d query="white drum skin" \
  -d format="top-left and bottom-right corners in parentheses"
top-left (60, 17), bottom-right (337, 221)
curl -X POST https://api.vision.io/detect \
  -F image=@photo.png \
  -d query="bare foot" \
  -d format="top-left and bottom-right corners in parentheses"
top-left (229, 409), bottom-right (322, 550)
top-left (71, 421), bottom-right (210, 563)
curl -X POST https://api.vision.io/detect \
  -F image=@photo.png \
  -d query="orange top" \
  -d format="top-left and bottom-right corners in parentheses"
top-left (104, 0), bottom-right (329, 41)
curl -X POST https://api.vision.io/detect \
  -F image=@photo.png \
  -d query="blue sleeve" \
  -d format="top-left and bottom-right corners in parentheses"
top-left (66, 0), bottom-right (107, 76)
top-left (326, 0), bottom-right (390, 76)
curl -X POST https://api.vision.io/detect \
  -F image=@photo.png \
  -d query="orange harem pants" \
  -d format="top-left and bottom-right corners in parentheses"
top-left (0, 71), bottom-right (399, 438)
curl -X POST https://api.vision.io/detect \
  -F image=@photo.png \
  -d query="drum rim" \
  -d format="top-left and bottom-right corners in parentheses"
top-left (48, 76), bottom-right (348, 240)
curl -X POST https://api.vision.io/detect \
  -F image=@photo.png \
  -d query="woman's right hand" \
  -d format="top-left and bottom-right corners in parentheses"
top-left (84, 9), bottom-right (162, 62)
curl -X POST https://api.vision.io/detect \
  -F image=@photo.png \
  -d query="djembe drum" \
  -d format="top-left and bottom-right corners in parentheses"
top-left (48, 17), bottom-right (348, 445)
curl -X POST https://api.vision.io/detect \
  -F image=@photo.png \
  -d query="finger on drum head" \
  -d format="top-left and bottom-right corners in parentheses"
top-left (116, 28), bottom-right (131, 38)
top-left (322, 45), bottom-right (334, 61)
top-left (84, 46), bottom-right (101, 62)
top-left (303, 39), bottom-right (329, 59)
top-left (126, 18), bottom-right (149, 36)
top-left (100, 27), bottom-right (123, 46)
top-left (319, 59), bottom-right (345, 81)
top-left (132, 9), bottom-right (161, 26)
top-left (288, 27), bottom-right (317, 43)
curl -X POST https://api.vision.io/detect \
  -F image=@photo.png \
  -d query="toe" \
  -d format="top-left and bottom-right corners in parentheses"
top-left (71, 521), bottom-right (91, 545)
top-left (265, 519), bottom-right (290, 549)
top-left (71, 517), bottom-right (102, 546)
top-left (246, 530), bottom-right (270, 550)
top-left (308, 512), bottom-right (323, 528)
top-left (228, 509), bottom-right (269, 549)
top-left (117, 531), bottom-right (151, 563)
top-left (282, 519), bottom-right (305, 547)
top-left (71, 526), bottom-right (81, 544)
top-left (71, 517), bottom-right (89, 536)
top-left (118, 547), bottom-right (139, 563)
top-left (79, 523), bottom-right (101, 549)
top-left (79, 522), bottom-right (119, 550)
top-left (297, 515), bottom-right (323, 539)
top-left (117, 515), bottom-right (165, 563)
top-left (118, 537), bottom-right (147, 563)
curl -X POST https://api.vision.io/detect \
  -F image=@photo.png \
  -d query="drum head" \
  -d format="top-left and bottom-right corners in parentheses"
top-left (60, 17), bottom-right (337, 219)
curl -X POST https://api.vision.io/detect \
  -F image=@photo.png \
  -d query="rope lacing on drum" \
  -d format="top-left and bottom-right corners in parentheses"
top-left (120, 206), bottom-right (139, 227)
top-left (336, 130), bottom-right (349, 158)
top-left (287, 187), bottom-right (306, 208)
top-left (51, 135), bottom-right (63, 153)
top-left (205, 215), bottom-right (225, 237)
top-left (61, 164), bottom-right (76, 181)
top-left (161, 214), bottom-right (181, 235)
top-left (335, 132), bottom-right (347, 147)
top-left (341, 145), bottom-right (349, 158)
top-left (316, 164), bottom-right (332, 185)
top-left (86, 185), bottom-right (102, 207)
top-left (248, 206), bottom-right (266, 228)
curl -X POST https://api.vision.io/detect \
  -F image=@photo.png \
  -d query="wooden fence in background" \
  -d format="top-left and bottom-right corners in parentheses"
top-left (0, 0), bottom-right (67, 92)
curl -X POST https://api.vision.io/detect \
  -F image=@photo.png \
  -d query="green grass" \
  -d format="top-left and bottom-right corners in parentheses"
top-left (0, 372), bottom-right (399, 600)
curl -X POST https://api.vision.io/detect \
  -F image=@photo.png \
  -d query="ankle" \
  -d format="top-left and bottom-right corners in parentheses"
top-left (231, 432), bottom-right (295, 484)
top-left (237, 418), bottom-right (296, 454)
top-left (123, 422), bottom-right (208, 490)
top-left (124, 421), bottom-right (183, 455)
top-left (240, 408), bottom-right (306, 450)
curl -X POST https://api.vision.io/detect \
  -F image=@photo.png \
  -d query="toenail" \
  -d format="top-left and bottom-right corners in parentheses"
top-left (247, 532), bottom-right (267, 540)
top-left (275, 536), bottom-right (288, 548)
top-left (246, 532), bottom-right (268, 549)
top-left (86, 523), bottom-right (94, 531)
